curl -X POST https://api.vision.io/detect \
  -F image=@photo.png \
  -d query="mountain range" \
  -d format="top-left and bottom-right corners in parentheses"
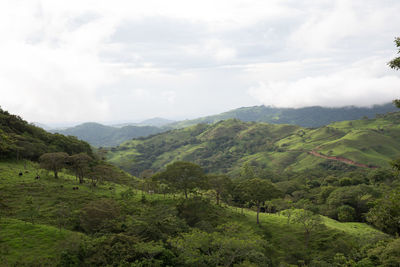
top-left (108, 111), bottom-right (400, 176)
top-left (50, 103), bottom-right (397, 147)
top-left (50, 122), bottom-right (167, 147)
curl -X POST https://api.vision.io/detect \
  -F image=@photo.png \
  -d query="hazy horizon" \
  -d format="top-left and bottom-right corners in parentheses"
top-left (31, 101), bottom-right (395, 128)
top-left (1, 0), bottom-right (400, 124)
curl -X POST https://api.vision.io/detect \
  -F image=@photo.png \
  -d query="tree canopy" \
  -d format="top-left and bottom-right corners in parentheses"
top-left (39, 152), bottom-right (69, 178)
top-left (157, 161), bottom-right (206, 199)
top-left (238, 178), bottom-right (282, 224)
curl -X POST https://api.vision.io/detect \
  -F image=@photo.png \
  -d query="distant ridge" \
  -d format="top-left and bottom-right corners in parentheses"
top-left (167, 103), bottom-right (398, 129)
top-left (51, 122), bottom-right (167, 147)
top-left (51, 103), bottom-right (397, 147)
top-left (111, 117), bottom-right (175, 128)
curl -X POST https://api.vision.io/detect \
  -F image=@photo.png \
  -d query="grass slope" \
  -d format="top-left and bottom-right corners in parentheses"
top-left (0, 160), bottom-right (390, 265)
top-left (108, 112), bottom-right (400, 176)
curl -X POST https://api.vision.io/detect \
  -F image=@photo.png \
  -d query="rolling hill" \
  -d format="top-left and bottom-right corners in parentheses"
top-left (51, 122), bottom-right (168, 147)
top-left (0, 107), bottom-right (92, 160)
top-left (167, 103), bottom-right (397, 129)
top-left (49, 103), bottom-right (397, 148)
top-left (108, 112), bottom-right (400, 176)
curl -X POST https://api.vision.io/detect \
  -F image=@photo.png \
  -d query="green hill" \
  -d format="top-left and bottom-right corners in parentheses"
top-left (0, 107), bottom-right (92, 160)
top-left (108, 112), bottom-right (400, 176)
top-left (1, 109), bottom-right (399, 266)
top-left (52, 122), bottom-right (168, 147)
top-left (168, 103), bottom-right (397, 129)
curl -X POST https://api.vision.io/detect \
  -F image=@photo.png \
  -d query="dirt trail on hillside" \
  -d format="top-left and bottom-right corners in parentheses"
top-left (308, 150), bottom-right (378, 169)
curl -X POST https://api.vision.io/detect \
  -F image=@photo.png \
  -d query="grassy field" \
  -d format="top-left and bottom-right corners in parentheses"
top-left (0, 160), bottom-right (392, 265)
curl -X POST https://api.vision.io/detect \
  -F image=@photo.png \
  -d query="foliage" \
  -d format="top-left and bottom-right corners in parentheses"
top-left (0, 160), bottom-right (392, 266)
top-left (337, 205), bottom-right (356, 222)
top-left (0, 107), bottom-right (92, 160)
top-left (169, 222), bottom-right (270, 267)
top-left (207, 174), bottom-right (233, 205)
top-left (238, 178), bottom-right (282, 224)
top-left (79, 199), bottom-right (120, 234)
top-left (285, 209), bottom-right (323, 249)
top-left (366, 189), bottom-right (400, 235)
top-left (388, 37), bottom-right (400, 71)
top-left (176, 197), bottom-right (226, 231)
top-left (68, 153), bottom-right (93, 183)
top-left (156, 161), bottom-right (206, 199)
top-left (39, 152), bottom-right (69, 178)
top-left (109, 112), bottom-right (400, 176)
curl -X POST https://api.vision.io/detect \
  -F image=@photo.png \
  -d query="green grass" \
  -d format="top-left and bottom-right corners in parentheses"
top-left (0, 218), bottom-right (83, 265)
top-left (0, 159), bottom-right (392, 265)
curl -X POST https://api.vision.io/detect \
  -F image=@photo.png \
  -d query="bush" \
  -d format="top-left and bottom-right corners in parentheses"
top-left (337, 205), bottom-right (356, 222)
top-left (79, 199), bottom-right (120, 234)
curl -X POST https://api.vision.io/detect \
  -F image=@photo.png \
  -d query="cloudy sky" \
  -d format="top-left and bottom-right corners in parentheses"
top-left (1, 0), bottom-right (400, 125)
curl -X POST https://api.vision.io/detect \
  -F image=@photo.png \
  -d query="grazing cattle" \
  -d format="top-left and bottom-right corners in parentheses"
top-left (109, 187), bottom-right (114, 190)
top-left (25, 170), bottom-right (29, 173)
top-left (35, 175), bottom-right (40, 180)
top-left (72, 186), bottom-right (79, 190)
top-left (18, 172), bottom-right (23, 176)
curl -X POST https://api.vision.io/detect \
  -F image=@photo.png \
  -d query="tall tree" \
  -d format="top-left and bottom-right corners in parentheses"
top-left (157, 161), bottom-right (205, 199)
top-left (286, 209), bottom-right (322, 249)
top-left (89, 164), bottom-right (114, 186)
top-left (239, 178), bottom-right (281, 224)
top-left (39, 152), bottom-right (68, 178)
top-left (207, 174), bottom-right (232, 205)
top-left (68, 153), bottom-right (93, 183)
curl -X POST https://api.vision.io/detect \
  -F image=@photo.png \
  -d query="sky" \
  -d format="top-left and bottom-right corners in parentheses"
top-left (0, 0), bottom-right (400, 125)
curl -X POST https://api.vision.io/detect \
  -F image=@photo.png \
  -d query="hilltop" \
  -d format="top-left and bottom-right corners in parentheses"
top-left (108, 112), bottom-right (400, 176)
top-left (167, 103), bottom-right (397, 129)
top-left (0, 107), bottom-right (92, 160)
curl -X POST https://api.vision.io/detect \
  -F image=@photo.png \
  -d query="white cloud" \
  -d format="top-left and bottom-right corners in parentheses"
top-left (248, 57), bottom-right (400, 107)
top-left (0, 0), bottom-right (399, 124)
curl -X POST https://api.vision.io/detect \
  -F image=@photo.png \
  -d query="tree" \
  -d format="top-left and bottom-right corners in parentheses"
top-left (68, 153), bottom-right (93, 183)
top-left (39, 152), bottom-right (68, 178)
top-left (157, 161), bottom-right (205, 199)
top-left (169, 222), bottom-right (269, 266)
top-left (388, 37), bottom-right (400, 107)
top-left (79, 199), bottom-right (120, 234)
top-left (388, 37), bottom-right (400, 70)
top-left (239, 178), bottom-right (281, 224)
top-left (287, 209), bottom-right (323, 249)
top-left (207, 174), bottom-right (232, 205)
top-left (366, 189), bottom-right (400, 235)
top-left (89, 164), bottom-right (114, 186)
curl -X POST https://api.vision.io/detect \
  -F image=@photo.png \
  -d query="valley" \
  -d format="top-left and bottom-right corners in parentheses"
top-left (1, 106), bottom-right (400, 266)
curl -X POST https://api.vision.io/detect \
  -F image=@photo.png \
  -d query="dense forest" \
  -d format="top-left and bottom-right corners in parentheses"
top-left (1, 107), bottom-right (400, 266)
